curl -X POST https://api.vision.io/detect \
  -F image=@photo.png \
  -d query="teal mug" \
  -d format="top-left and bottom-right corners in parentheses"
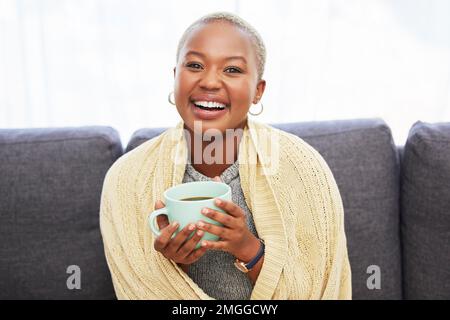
top-left (148, 181), bottom-right (232, 249)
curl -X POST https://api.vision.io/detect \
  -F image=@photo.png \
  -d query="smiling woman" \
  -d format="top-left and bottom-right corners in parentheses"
top-left (99, 11), bottom-right (352, 300)
top-left (174, 15), bottom-right (266, 134)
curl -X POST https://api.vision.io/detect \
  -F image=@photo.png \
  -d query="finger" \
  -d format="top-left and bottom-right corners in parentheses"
top-left (153, 220), bottom-right (179, 251)
top-left (177, 229), bottom-right (204, 258)
top-left (201, 240), bottom-right (227, 251)
top-left (201, 207), bottom-right (236, 228)
top-left (196, 220), bottom-right (229, 239)
top-left (157, 215), bottom-right (170, 229)
top-left (213, 176), bottom-right (222, 182)
top-left (184, 245), bottom-right (208, 264)
top-left (154, 200), bottom-right (169, 229)
top-left (213, 198), bottom-right (244, 218)
top-left (154, 199), bottom-right (165, 209)
top-left (166, 223), bottom-right (197, 253)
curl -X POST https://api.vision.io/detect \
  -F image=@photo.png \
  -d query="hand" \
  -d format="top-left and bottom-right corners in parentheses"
top-left (152, 200), bottom-right (208, 268)
top-left (196, 177), bottom-right (260, 262)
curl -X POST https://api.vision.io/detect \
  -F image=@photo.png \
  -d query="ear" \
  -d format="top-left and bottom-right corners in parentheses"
top-left (253, 79), bottom-right (266, 104)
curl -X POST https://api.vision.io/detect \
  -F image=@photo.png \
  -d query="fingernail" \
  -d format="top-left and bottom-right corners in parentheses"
top-left (201, 208), bottom-right (209, 214)
top-left (197, 230), bottom-right (204, 236)
top-left (201, 241), bottom-right (207, 247)
top-left (188, 224), bottom-right (195, 231)
top-left (172, 221), bottom-right (179, 227)
top-left (197, 221), bottom-right (205, 228)
top-left (215, 199), bottom-right (222, 205)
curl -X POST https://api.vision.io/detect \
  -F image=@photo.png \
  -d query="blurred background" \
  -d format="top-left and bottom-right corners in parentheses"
top-left (0, 0), bottom-right (449, 147)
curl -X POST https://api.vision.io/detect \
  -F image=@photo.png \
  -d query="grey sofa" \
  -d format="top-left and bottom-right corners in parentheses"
top-left (1, 118), bottom-right (449, 300)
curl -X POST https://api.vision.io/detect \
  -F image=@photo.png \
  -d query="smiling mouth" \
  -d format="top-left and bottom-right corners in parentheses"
top-left (191, 100), bottom-right (229, 110)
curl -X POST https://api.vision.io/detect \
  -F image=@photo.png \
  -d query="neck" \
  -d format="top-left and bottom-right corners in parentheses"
top-left (183, 120), bottom-right (246, 178)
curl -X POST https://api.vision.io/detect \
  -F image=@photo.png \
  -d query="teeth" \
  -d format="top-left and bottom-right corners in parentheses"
top-left (194, 100), bottom-right (226, 109)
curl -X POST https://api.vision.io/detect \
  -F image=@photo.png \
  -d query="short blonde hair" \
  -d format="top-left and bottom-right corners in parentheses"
top-left (176, 12), bottom-right (266, 80)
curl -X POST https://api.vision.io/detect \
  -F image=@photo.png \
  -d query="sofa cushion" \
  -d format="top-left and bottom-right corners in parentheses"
top-left (0, 126), bottom-right (122, 299)
top-left (401, 121), bottom-right (450, 299)
top-left (127, 118), bottom-right (402, 299)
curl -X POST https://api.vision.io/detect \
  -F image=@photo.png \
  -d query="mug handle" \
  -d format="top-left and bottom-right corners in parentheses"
top-left (148, 207), bottom-right (168, 237)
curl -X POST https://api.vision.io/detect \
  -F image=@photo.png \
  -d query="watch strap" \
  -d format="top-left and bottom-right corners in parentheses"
top-left (235, 239), bottom-right (265, 272)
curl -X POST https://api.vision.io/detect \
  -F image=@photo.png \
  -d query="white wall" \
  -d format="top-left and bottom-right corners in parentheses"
top-left (0, 0), bottom-right (449, 147)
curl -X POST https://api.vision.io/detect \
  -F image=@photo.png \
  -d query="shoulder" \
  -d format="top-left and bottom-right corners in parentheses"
top-left (281, 129), bottom-right (337, 197)
top-left (261, 123), bottom-right (341, 209)
top-left (102, 128), bottom-right (171, 189)
top-left (250, 120), bottom-right (319, 155)
top-left (257, 122), bottom-right (330, 176)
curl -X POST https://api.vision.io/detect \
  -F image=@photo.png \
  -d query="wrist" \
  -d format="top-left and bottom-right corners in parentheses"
top-left (234, 235), bottom-right (261, 262)
top-left (233, 237), bottom-right (265, 274)
top-left (177, 263), bottom-right (190, 273)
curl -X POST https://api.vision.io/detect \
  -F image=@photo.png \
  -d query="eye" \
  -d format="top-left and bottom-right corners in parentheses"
top-left (224, 66), bottom-right (242, 74)
top-left (186, 62), bottom-right (203, 70)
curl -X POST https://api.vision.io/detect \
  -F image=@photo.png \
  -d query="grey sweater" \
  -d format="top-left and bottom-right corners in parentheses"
top-left (182, 160), bottom-right (259, 300)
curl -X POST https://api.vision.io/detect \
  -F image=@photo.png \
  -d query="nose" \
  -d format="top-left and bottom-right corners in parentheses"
top-left (199, 68), bottom-right (221, 91)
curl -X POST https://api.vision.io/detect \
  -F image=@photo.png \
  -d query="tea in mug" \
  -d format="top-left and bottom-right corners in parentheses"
top-left (180, 196), bottom-right (213, 201)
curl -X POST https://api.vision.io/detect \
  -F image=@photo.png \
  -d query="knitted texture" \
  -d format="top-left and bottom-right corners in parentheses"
top-left (99, 119), bottom-right (352, 300)
top-left (183, 159), bottom-right (258, 299)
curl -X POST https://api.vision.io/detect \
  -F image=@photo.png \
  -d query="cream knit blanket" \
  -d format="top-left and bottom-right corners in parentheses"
top-left (99, 119), bottom-right (352, 299)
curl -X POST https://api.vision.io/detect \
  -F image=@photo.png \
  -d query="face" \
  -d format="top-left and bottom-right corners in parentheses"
top-left (174, 21), bottom-right (266, 134)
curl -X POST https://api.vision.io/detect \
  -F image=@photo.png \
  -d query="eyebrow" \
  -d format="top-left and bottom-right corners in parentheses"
top-left (185, 50), bottom-right (247, 64)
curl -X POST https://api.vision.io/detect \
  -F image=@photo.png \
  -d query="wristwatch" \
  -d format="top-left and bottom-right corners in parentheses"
top-left (234, 239), bottom-right (265, 273)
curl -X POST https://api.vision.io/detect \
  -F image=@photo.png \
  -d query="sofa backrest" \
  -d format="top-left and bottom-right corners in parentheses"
top-left (0, 126), bottom-right (121, 299)
top-left (127, 118), bottom-right (403, 300)
top-left (5, 119), bottom-right (449, 300)
top-left (401, 121), bottom-right (450, 299)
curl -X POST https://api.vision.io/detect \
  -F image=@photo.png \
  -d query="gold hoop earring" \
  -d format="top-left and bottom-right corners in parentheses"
top-left (168, 92), bottom-right (176, 105)
top-left (249, 102), bottom-right (263, 116)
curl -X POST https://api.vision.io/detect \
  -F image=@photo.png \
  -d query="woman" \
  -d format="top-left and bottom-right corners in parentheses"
top-left (100, 12), bottom-right (351, 300)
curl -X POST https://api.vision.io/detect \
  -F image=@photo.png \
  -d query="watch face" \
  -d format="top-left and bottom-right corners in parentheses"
top-left (234, 261), bottom-right (249, 273)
